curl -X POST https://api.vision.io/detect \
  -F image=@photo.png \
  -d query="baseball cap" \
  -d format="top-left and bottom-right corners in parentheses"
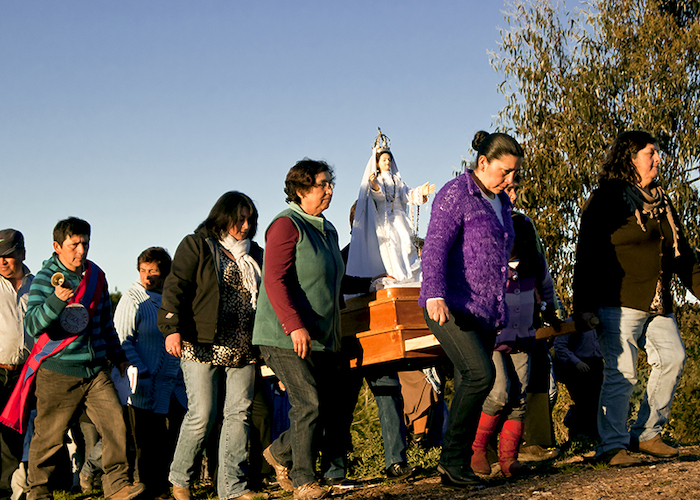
top-left (0, 229), bottom-right (25, 257)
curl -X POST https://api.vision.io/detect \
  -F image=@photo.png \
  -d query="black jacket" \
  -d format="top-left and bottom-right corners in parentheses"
top-left (158, 229), bottom-right (263, 344)
top-left (573, 180), bottom-right (699, 315)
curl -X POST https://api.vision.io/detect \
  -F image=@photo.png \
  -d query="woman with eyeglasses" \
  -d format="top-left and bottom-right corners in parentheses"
top-left (253, 158), bottom-right (344, 500)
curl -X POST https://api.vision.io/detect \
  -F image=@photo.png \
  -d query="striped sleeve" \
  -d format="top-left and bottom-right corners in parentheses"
top-left (114, 290), bottom-right (149, 374)
top-left (24, 269), bottom-right (67, 339)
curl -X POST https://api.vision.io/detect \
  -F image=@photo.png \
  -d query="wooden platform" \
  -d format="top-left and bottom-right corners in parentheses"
top-left (341, 287), bottom-right (443, 368)
top-left (341, 287), bottom-right (577, 368)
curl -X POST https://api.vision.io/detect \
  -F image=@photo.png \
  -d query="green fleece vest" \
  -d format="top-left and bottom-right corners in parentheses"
top-left (252, 203), bottom-right (344, 352)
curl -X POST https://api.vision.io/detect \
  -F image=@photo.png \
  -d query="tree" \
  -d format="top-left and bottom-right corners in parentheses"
top-left (489, 0), bottom-right (700, 310)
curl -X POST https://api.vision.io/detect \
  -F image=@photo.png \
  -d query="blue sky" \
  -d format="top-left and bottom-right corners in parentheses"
top-left (1, 1), bottom-right (511, 293)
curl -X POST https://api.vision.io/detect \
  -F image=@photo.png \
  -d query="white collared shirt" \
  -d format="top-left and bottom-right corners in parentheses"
top-left (0, 265), bottom-right (34, 365)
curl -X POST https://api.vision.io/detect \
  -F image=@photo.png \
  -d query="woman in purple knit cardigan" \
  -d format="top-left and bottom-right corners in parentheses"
top-left (419, 131), bottom-right (523, 488)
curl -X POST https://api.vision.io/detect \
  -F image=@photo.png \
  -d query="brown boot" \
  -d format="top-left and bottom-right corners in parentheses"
top-left (171, 485), bottom-right (190, 500)
top-left (636, 435), bottom-right (679, 458)
top-left (499, 420), bottom-right (527, 478)
top-left (601, 448), bottom-right (642, 467)
top-left (263, 445), bottom-right (294, 492)
top-left (470, 412), bottom-right (500, 475)
top-left (108, 483), bottom-right (146, 500)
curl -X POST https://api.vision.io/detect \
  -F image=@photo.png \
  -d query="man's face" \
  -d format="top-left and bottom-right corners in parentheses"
top-left (0, 251), bottom-right (24, 280)
top-left (54, 234), bottom-right (89, 272)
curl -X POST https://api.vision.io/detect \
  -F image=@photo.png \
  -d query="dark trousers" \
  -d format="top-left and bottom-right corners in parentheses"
top-left (0, 368), bottom-right (23, 498)
top-left (248, 380), bottom-right (273, 485)
top-left (424, 309), bottom-right (496, 467)
top-left (28, 368), bottom-right (130, 500)
top-left (259, 347), bottom-right (344, 487)
top-left (332, 364), bottom-right (407, 477)
top-left (128, 403), bottom-right (184, 497)
top-left (557, 356), bottom-right (604, 439)
top-left (522, 341), bottom-right (556, 448)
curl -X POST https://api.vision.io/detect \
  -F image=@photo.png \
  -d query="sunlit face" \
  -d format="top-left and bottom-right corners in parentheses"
top-left (475, 154), bottom-right (522, 195)
top-left (228, 206), bottom-right (251, 241)
top-left (632, 143), bottom-right (660, 190)
top-left (0, 251), bottom-right (23, 280)
top-left (504, 180), bottom-right (520, 205)
top-left (53, 234), bottom-right (89, 272)
top-left (298, 171), bottom-right (334, 217)
top-left (139, 261), bottom-right (164, 292)
top-left (377, 153), bottom-right (392, 173)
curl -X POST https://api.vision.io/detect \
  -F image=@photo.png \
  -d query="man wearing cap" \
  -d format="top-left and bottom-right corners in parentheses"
top-left (0, 229), bottom-right (34, 500)
top-left (18, 218), bottom-right (144, 500)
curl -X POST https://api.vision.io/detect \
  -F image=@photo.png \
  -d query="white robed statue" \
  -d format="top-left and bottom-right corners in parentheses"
top-left (347, 128), bottom-right (435, 288)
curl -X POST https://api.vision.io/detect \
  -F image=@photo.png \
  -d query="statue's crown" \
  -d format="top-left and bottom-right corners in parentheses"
top-left (372, 127), bottom-right (391, 153)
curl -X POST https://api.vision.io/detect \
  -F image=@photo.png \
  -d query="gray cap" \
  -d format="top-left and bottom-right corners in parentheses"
top-left (0, 229), bottom-right (25, 257)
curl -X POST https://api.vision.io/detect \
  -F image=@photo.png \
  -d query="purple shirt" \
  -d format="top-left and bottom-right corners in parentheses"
top-left (419, 170), bottom-right (514, 331)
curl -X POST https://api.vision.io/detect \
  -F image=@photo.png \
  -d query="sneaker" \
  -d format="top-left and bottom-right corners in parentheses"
top-left (598, 448), bottom-right (641, 467)
top-left (437, 464), bottom-right (481, 488)
top-left (635, 435), bottom-right (679, 458)
top-left (385, 462), bottom-right (420, 481)
top-left (518, 445), bottom-right (560, 462)
top-left (293, 482), bottom-right (329, 500)
top-left (262, 446), bottom-right (294, 492)
top-left (108, 483), bottom-right (146, 500)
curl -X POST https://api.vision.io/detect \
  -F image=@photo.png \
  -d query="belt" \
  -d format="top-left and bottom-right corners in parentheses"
top-left (0, 364), bottom-right (20, 371)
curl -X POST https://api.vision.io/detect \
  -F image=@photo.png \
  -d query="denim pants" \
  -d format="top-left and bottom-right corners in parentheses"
top-left (259, 346), bottom-right (344, 487)
top-left (482, 350), bottom-right (530, 421)
top-left (366, 371), bottom-right (407, 469)
top-left (169, 360), bottom-right (254, 499)
top-left (596, 307), bottom-right (686, 454)
top-left (28, 368), bottom-right (130, 500)
top-left (326, 366), bottom-right (407, 477)
top-left (423, 309), bottom-right (496, 467)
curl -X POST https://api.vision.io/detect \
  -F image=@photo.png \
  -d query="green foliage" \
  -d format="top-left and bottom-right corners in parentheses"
top-left (667, 302), bottom-right (700, 442)
top-left (109, 289), bottom-right (122, 314)
top-left (347, 380), bottom-right (386, 478)
top-left (344, 379), bottom-right (441, 479)
top-left (490, 0), bottom-right (700, 310)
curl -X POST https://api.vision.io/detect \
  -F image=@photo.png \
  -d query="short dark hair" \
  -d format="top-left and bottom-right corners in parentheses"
top-left (472, 131), bottom-right (524, 163)
top-left (197, 191), bottom-right (258, 240)
top-left (599, 131), bottom-right (658, 185)
top-left (53, 217), bottom-right (91, 245)
top-left (137, 247), bottom-right (172, 277)
top-left (284, 158), bottom-right (335, 205)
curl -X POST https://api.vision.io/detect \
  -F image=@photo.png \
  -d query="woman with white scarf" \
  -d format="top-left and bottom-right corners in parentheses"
top-left (158, 191), bottom-right (264, 500)
top-left (346, 129), bottom-right (434, 287)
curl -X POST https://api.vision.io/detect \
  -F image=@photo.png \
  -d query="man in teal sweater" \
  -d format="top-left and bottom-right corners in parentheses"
top-left (23, 217), bottom-right (143, 500)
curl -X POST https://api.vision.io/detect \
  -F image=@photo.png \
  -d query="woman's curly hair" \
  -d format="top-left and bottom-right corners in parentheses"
top-left (599, 131), bottom-right (657, 185)
top-left (284, 158), bottom-right (335, 205)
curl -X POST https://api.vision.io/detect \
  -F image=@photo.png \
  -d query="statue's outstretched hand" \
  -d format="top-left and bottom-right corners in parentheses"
top-left (421, 182), bottom-right (436, 197)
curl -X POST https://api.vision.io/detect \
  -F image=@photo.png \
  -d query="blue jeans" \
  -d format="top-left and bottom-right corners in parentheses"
top-left (366, 370), bottom-right (407, 469)
top-left (423, 309), bottom-right (495, 467)
top-left (596, 307), bottom-right (686, 454)
top-left (482, 350), bottom-right (530, 421)
top-left (259, 346), bottom-right (344, 487)
top-left (169, 360), bottom-right (254, 499)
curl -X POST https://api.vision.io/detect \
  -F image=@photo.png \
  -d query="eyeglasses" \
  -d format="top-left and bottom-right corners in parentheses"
top-left (313, 181), bottom-right (335, 190)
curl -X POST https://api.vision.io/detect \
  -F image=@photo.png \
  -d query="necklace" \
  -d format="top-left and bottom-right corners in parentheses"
top-left (380, 172), bottom-right (397, 212)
